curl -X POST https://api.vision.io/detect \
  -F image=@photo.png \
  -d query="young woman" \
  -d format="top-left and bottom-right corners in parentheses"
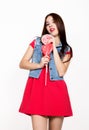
top-left (19, 13), bottom-right (73, 130)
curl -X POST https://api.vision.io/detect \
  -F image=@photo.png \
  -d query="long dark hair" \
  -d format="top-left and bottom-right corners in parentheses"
top-left (41, 13), bottom-right (73, 61)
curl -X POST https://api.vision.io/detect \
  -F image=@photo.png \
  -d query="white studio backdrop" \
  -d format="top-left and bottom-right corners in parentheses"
top-left (0, 0), bottom-right (89, 130)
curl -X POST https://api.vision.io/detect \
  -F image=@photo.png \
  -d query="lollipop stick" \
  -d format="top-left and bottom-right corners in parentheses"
top-left (45, 64), bottom-right (48, 86)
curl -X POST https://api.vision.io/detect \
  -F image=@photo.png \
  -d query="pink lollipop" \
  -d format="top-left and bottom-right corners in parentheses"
top-left (41, 34), bottom-right (53, 86)
top-left (41, 34), bottom-right (53, 44)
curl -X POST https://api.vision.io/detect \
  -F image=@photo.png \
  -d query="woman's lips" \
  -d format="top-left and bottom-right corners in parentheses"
top-left (50, 28), bottom-right (55, 32)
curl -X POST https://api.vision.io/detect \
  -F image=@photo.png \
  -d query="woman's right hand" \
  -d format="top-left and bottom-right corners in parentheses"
top-left (39, 55), bottom-right (50, 68)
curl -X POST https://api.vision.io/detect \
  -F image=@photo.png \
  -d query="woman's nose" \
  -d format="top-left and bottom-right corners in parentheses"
top-left (49, 23), bottom-right (53, 27)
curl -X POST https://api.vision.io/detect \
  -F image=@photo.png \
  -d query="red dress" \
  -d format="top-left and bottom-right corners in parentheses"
top-left (19, 40), bottom-right (73, 117)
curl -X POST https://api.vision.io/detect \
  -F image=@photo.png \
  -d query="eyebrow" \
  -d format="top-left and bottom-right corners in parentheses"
top-left (46, 18), bottom-right (54, 23)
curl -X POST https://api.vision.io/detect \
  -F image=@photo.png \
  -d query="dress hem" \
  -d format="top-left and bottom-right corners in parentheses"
top-left (19, 110), bottom-right (73, 118)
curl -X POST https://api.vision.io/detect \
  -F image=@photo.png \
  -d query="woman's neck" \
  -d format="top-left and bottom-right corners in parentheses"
top-left (54, 36), bottom-right (61, 46)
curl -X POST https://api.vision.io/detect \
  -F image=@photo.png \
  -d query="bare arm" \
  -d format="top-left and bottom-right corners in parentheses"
top-left (19, 45), bottom-right (50, 70)
top-left (53, 46), bottom-right (71, 77)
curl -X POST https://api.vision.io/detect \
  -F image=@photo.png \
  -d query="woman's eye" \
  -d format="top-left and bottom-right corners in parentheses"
top-left (46, 21), bottom-right (55, 26)
top-left (46, 23), bottom-right (49, 26)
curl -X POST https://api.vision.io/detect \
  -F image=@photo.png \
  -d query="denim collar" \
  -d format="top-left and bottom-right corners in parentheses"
top-left (56, 42), bottom-right (62, 48)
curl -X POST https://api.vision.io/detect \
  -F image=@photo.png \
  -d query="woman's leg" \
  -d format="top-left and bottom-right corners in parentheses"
top-left (31, 115), bottom-right (48, 130)
top-left (49, 116), bottom-right (64, 130)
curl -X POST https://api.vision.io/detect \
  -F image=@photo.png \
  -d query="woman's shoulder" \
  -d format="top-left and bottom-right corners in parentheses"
top-left (29, 36), bottom-right (41, 48)
top-left (29, 39), bottom-right (35, 48)
top-left (65, 44), bottom-right (73, 55)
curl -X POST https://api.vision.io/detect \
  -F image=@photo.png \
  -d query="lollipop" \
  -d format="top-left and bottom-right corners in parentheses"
top-left (41, 34), bottom-right (53, 86)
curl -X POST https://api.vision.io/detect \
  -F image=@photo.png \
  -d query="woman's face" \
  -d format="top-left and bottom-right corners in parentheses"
top-left (46, 16), bottom-right (59, 37)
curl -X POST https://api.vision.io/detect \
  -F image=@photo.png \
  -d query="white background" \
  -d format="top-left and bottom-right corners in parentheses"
top-left (0, 0), bottom-right (89, 130)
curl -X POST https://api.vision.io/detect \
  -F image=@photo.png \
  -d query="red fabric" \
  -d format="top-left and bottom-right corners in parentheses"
top-left (19, 68), bottom-right (73, 117)
top-left (66, 51), bottom-right (71, 54)
top-left (29, 39), bottom-right (35, 48)
top-left (19, 40), bottom-right (73, 117)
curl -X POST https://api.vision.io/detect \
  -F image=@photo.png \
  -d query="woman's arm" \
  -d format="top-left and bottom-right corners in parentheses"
top-left (53, 45), bottom-right (71, 77)
top-left (19, 45), bottom-right (50, 70)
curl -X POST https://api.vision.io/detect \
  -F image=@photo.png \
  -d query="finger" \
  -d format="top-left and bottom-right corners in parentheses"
top-left (44, 61), bottom-right (48, 64)
top-left (44, 55), bottom-right (50, 60)
top-left (45, 58), bottom-right (50, 62)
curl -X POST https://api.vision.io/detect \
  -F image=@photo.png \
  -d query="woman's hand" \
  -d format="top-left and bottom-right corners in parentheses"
top-left (39, 55), bottom-right (50, 68)
top-left (47, 35), bottom-right (56, 48)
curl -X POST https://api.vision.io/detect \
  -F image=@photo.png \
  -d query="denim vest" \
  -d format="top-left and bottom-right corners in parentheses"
top-left (29, 37), bottom-right (66, 80)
